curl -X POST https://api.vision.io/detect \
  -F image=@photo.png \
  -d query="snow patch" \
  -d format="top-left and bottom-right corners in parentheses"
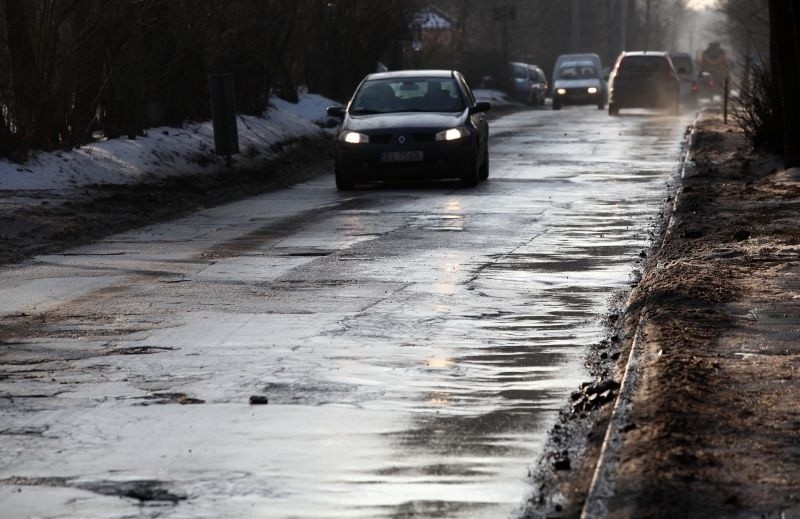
top-left (0, 93), bottom-right (335, 193)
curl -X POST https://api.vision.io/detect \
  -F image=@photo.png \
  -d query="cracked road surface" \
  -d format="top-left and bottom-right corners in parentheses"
top-left (0, 107), bottom-right (691, 518)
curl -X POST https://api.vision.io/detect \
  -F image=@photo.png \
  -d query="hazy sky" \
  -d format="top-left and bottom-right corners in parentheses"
top-left (687, 0), bottom-right (717, 9)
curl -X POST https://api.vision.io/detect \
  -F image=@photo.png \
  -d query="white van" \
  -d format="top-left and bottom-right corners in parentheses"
top-left (551, 53), bottom-right (607, 110)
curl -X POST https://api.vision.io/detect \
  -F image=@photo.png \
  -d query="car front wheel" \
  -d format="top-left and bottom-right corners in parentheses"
top-left (335, 163), bottom-right (355, 191)
top-left (461, 153), bottom-right (480, 187)
top-left (479, 145), bottom-right (489, 181)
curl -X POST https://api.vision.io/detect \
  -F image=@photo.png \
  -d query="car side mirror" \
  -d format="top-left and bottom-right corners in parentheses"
top-left (469, 101), bottom-right (491, 115)
top-left (327, 106), bottom-right (345, 118)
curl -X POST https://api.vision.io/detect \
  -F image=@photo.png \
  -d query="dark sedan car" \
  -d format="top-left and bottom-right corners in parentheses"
top-left (695, 71), bottom-right (715, 101)
top-left (608, 51), bottom-right (680, 115)
top-left (327, 70), bottom-right (490, 190)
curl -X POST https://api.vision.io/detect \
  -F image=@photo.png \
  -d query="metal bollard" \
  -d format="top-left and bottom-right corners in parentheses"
top-left (723, 77), bottom-right (729, 124)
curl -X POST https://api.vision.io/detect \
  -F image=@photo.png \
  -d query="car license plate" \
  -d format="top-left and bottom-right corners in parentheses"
top-left (381, 151), bottom-right (423, 162)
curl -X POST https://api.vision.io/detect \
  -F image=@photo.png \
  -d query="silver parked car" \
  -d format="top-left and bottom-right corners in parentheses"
top-left (670, 52), bottom-right (699, 108)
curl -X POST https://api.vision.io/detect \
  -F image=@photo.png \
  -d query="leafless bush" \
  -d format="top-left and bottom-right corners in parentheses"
top-left (733, 64), bottom-right (782, 153)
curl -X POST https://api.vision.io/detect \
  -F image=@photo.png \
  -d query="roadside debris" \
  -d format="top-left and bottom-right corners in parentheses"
top-left (571, 379), bottom-right (620, 414)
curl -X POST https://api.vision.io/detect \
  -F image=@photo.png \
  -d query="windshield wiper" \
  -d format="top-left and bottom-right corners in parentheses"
top-left (349, 109), bottom-right (382, 115)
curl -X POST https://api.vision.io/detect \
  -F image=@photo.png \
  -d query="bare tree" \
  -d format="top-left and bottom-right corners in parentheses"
top-left (299, 0), bottom-right (420, 101)
top-left (0, 0), bottom-right (421, 159)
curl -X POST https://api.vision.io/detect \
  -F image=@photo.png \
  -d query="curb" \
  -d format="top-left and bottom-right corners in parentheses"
top-left (579, 115), bottom-right (701, 518)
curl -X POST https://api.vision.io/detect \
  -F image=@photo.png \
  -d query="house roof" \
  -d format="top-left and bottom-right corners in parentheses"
top-left (412, 7), bottom-right (455, 29)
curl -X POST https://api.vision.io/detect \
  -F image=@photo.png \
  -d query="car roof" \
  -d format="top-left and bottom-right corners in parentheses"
top-left (365, 70), bottom-right (455, 80)
top-left (560, 60), bottom-right (595, 67)
top-left (621, 51), bottom-right (670, 58)
top-left (557, 53), bottom-right (600, 60)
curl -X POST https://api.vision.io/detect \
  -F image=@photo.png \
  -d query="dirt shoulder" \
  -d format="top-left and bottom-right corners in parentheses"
top-left (528, 108), bottom-right (800, 517)
top-left (611, 109), bottom-right (800, 517)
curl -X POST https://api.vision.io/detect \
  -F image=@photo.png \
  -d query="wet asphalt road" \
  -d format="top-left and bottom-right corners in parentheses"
top-left (0, 106), bottom-right (692, 518)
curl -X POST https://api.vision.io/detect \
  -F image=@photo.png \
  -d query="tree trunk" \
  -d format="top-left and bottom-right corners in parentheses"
top-left (769, 0), bottom-right (800, 167)
top-left (3, 0), bottom-right (37, 149)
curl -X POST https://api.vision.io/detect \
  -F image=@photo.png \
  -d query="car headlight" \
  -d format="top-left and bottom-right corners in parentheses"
top-left (556, 88), bottom-right (567, 95)
top-left (587, 87), bottom-right (598, 94)
top-left (340, 131), bottom-right (369, 144)
top-left (435, 127), bottom-right (469, 141)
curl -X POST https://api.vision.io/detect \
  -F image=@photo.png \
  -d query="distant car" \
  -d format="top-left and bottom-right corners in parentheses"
top-left (552, 60), bottom-right (606, 110)
top-left (508, 62), bottom-right (535, 104)
top-left (327, 70), bottom-right (491, 190)
top-left (695, 71), bottom-right (715, 101)
top-left (552, 53), bottom-right (604, 93)
top-left (670, 52), bottom-right (698, 108)
top-left (608, 51), bottom-right (681, 115)
top-left (527, 64), bottom-right (548, 106)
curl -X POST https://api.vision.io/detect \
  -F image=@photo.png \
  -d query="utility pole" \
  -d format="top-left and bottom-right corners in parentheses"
top-left (571, 0), bottom-right (581, 52)
top-left (644, 0), bottom-right (651, 51)
top-left (619, 0), bottom-right (627, 55)
top-left (503, 0), bottom-right (509, 63)
top-left (457, 0), bottom-right (468, 70)
top-left (493, 1), bottom-right (514, 63)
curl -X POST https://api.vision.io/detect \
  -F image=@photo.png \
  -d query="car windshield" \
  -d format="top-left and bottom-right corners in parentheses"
top-left (510, 64), bottom-right (527, 79)
top-left (558, 65), bottom-right (597, 79)
top-left (350, 78), bottom-right (466, 114)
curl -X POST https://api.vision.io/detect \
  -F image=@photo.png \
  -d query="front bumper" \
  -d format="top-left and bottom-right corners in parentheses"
top-left (334, 136), bottom-right (476, 180)
top-left (554, 88), bottom-right (603, 105)
top-left (610, 82), bottom-right (679, 108)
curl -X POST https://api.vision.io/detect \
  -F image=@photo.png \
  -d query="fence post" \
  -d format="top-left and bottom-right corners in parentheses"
top-left (208, 73), bottom-right (239, 165)
top-left (723, 76), bottom-right (729, 124)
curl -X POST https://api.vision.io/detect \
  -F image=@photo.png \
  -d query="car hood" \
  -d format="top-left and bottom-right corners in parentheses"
top-left (344, 111), bottom-right (466, 132)
top-left (553, 78), bottom-right (603, 89)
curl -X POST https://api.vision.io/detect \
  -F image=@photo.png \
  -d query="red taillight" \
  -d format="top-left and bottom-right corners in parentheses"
top-left (691, 81), bottom-right (697, 92)
top-left (709, 78), bottom-right (715, 88)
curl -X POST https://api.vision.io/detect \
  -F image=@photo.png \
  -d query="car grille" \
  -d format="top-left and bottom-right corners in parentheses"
top-left (369, 134), bottom-right (392, 144)
top-left (412, 133), bottom-right (435, 143)
top-left (366, 133), bottom-right (437, 144)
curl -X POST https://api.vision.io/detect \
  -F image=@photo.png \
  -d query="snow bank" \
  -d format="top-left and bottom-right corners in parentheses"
top-left (0, 89), bottom-right (521, 195)
top-left (474, 89), bottom-right (517, 108)
top-left (0, 93), bottom-right (335, 192)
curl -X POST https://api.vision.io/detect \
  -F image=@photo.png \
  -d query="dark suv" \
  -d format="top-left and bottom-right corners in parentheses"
top-left (608, 51), bottom-right (680, 115)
